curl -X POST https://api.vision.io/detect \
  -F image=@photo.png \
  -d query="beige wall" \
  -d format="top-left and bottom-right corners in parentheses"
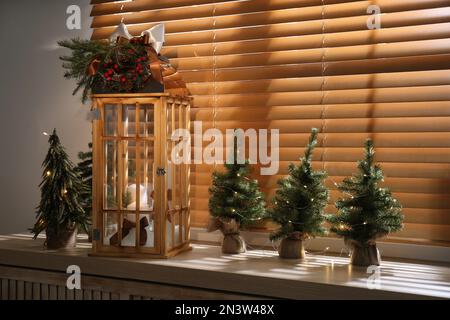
top-left (0, 0), bottom-right (92, 233)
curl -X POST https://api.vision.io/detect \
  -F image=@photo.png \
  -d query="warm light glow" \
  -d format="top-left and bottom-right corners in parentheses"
top-left (42, 132), bottom-right (49, 136)
top-left (46, 171), bottom-right (51, 176)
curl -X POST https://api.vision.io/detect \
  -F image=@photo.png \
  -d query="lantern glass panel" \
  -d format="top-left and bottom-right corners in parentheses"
top-left (120, 214), bottom-right (137, 247)
top-left (174, 164), bottom-right (182, 246)
top-left (104, 104), bottom-right (118, 136)
top-left (122, 105), bottom-right (136, 137)
top-left (166, 158), bottom-right (173, 250)
top-left (103, 212), bottom-right (119, 246)
top-left (104, 140), bottom-right (118, 210)
top-left (139, 213), bottom-right (154, 248)
top-left (139, 104), bottom-right (154, 137)
top-left (122, 140), bottom-right (138, 211)
top-left (174, 104), bottom-right (180, 130)
top-left (139, 141), bottom-right (155, 212)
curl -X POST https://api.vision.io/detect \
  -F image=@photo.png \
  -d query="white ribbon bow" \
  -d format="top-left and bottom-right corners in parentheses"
top-left (109, 23), bottom-right (165, 54)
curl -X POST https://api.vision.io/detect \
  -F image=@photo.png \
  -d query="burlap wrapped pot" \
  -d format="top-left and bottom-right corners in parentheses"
top-left (345, 238), bottom-right (381, 267)
top-left (208, 217), bottom-right (246, 254)
top-left (278, 232), bottom-right (306, 259)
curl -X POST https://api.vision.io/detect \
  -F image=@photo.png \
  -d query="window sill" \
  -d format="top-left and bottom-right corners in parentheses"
top-left (191, 228), bottom-right (450, 264)
top-left (0, 233), bottom-right (449, 299)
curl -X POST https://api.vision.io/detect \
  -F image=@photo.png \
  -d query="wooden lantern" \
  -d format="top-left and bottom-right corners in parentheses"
top-left (90, 93), bottom-right (192, 258)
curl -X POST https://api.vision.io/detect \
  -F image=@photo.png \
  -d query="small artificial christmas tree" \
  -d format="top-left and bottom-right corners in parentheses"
top-left (31, 130), bottom-right (90, 249)
top-left (75, 143), bottom-right (93, 240)
top-left (328, 139), bottom-right (404, 266)
top-left (269, 128), bottom-right (329, 259)
top-left (208, 141), bottom-right (266, 253)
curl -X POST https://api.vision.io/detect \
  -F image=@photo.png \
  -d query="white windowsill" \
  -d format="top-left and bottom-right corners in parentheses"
top-left (191, 228), bottom-right (450, 264)
top-left (0, 233), bottom-right (449, 299)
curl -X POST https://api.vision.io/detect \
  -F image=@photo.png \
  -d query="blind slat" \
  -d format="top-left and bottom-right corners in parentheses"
top-left (191, 162), bottom-right (450, 179)
top-left (193, 102), bottom-right (450, 120)
top-left (179, 54), bottom-right (450, 82)
top-left (191, 146), bottom-right (450, 163)
top-left (91, 7), bottom-right (450, 39)
top-left (90, 0), bottom-right (450, 244)
top-left (191, 175), bottom-right (450, 195)
top-left (191, 86), bottom-right (450, 108)
top-left (190, 190), bottom-right (450, 210)
top-left (187, 70), bottom-right (450, 95)
top-left (163, 20), bottom-right (450, 47)
top-left (91, 0), bottom-right (449, 29)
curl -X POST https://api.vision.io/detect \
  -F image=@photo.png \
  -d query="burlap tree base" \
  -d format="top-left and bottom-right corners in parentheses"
top-left (208, 217), bottom-right (246, 254)
top-left (278, 237), bottom-right (305, 259)
top-left (347, 239), bottom-right (381, 267)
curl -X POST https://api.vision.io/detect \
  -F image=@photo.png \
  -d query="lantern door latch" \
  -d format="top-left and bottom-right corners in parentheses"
top-left (157, 167), bottom-right (166, 176)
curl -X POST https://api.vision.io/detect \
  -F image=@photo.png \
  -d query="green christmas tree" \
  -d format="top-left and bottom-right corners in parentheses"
top-left (269, 128), bottom-right (329, 241)
top-left (75, 143), bottom-right (93, 219)
top-left (328, 139), bottom-right (404, 245)
top-left (31, 130), bottom-right (90, 238)
top-left (208, 143), bottom-right (266, 227)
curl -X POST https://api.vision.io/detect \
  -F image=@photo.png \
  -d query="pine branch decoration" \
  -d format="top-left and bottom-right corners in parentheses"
top-left (58, 38), bottom-right (152, 103)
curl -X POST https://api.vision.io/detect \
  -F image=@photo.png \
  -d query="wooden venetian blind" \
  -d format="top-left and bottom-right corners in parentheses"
top-left (91, 0), bottom-right (450, 245)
